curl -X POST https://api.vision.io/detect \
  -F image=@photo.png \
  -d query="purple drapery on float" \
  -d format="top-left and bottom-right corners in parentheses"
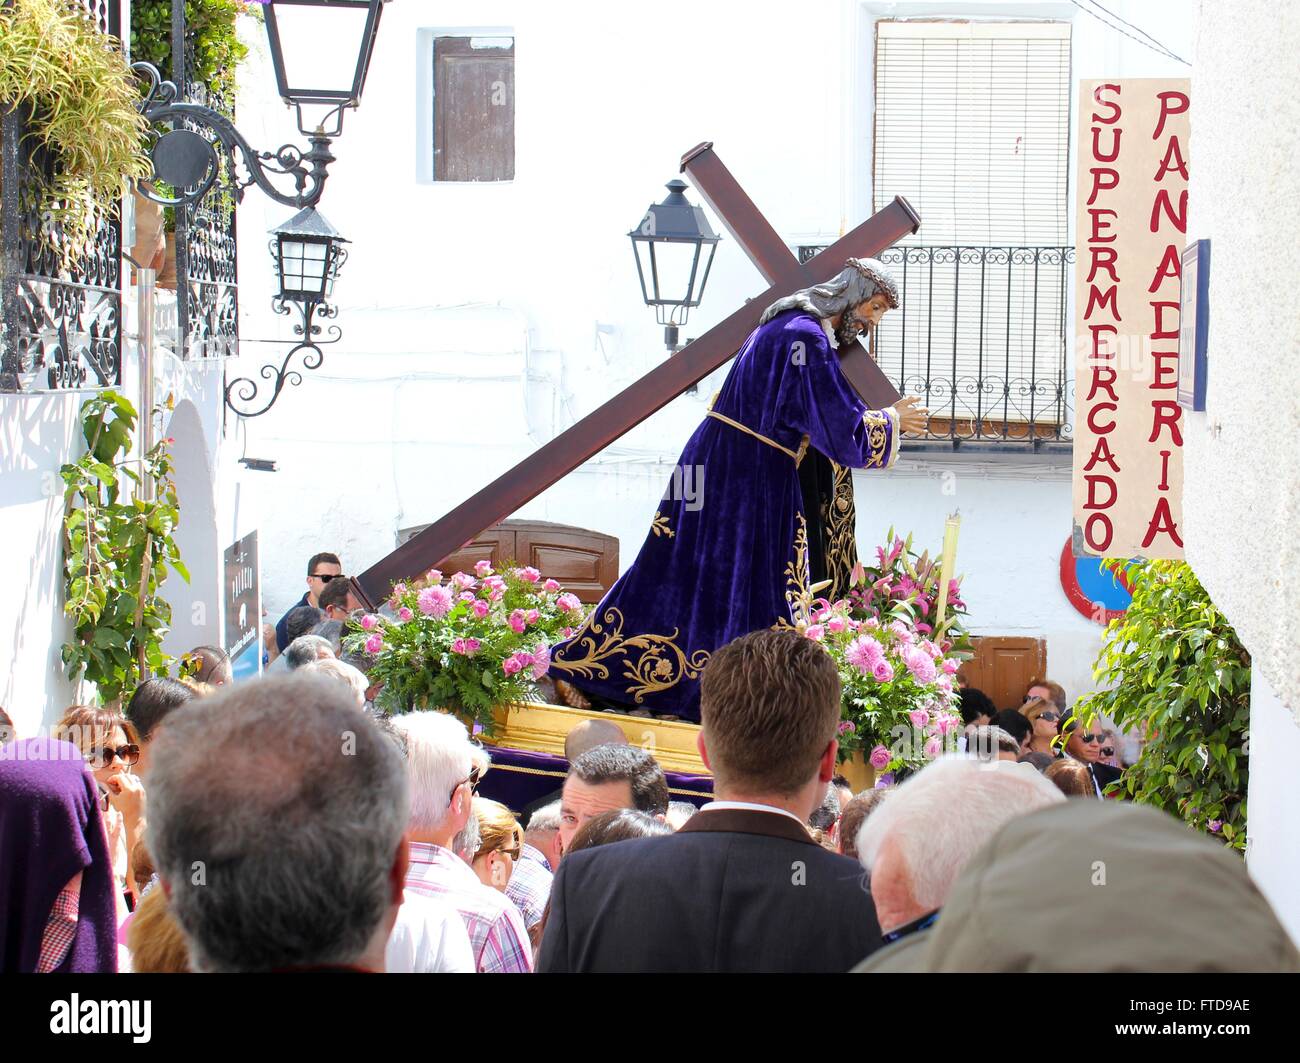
top-left (549, 309), bottom-right (899, 722)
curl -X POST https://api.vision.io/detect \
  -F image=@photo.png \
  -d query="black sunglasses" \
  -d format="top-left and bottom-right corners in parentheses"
top-left (1100, 746), bottom-right (1115, 757)
top-left (448, 764), bottom-right (481, 805)
top-left (87, 743), bottom-right (140, 769)
top-left (309, 572), bottom-right (343, 582)
top-left (1079, 732), bottom-right (1104, 744)
top-left (1038, 711), bottom-right (1060, 723)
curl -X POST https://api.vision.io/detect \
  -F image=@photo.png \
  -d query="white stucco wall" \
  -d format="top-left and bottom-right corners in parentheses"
top-left (1245, 672), bottom-right (1300, 948)
top-left (1183, 0), bottom-right (1300, 720)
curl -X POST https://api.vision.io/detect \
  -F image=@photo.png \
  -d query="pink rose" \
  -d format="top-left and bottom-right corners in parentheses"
top-left (532, 643), bottom-right (551, 680)
top-left (426, 569), bottom-right (443, 583)
top-left (451, 572), bottom-right (476, 590)
top-left (909, 708), bottom-right (930, 729)
top-left (474, 560), bottom-right (493, 577)
top-left (458, 592), bottom-right (475, 603)
top-left (364, 633), bottom-right (383, 655)
top-left (826, 616), bottom-right (847, 634)
top-left (398, 606), bottom-right (414, 622)
top-left (942, 659), bottom-right (960, 674)
top-left (525, 608), bottom-right (540, 625)
top-left (869, 745), bottom-right (892, 770)
top-left (451, 637), bottom-right (468, 655)
top-left (515, 566), bottom-right (542, 583)
top-left (417, 585), bottom-right (453, 618)
top-left (509, 609), bottom-right (527, 634)
top-left (502, 656), bottom-right (523, 676)
top-left (544, 578), bottom-right (561, 592)
top-left (472, 599), bottom-right (491, 619)
top-left (393, 583), bottom-right (407, 596)
top-left (924, 735), bottom-right (943, 759)
top-left (557, 593), bottom-right (581, 613)
top-left (871, 659), bottom-right (895, 683)
top-left (512, 650), bottom-right (535, 668)
top-left (452, 637), bottom-right (481, 657)
top-left (360, 614), bottom-right (378, 631)
top-left (804, 624), bottom-right (825, 642)
top-left (839, 720), bottom-right (857, 735)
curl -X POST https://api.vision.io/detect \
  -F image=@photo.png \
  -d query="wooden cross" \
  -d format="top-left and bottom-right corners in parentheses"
top-left (352, 143), bottom-right (919, 606)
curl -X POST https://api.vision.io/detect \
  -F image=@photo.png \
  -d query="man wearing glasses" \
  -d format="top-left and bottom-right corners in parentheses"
top-left (273, 552), bottom-right (343, 656)
top-left (1059, 708), bottom-right (1123, 798)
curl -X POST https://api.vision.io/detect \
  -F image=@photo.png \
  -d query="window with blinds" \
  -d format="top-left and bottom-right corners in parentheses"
top-left (870, 21), bottom-right (1073, 438)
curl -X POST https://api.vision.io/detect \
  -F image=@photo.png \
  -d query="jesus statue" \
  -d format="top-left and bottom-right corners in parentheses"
top-left (548, 257), bottom-right (927, 722)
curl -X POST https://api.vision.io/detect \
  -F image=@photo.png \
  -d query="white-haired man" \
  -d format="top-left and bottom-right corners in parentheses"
top-left (506, 800), bottom-right (561, 932)
top-left (853, 755), bottom-right (1066, 972)
top-left (550, 258), bottom-right (928, 722)
top-left (392, 712), bottom-right (532, 973)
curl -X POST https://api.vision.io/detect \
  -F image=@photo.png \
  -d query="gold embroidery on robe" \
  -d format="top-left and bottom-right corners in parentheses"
top-left (651, 512), bottom-right (675, 538)
top-left (862, 410), bottom-right (890, 469)
top-left (784, 513), bottom-right (813, 622)
top-left (548, 607), bottom-right (710, 703)
top-left (823, 460), bottom-right (861, 600)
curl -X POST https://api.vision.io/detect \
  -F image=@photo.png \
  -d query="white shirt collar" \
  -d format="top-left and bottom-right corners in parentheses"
top-left (699, 800), bottom-right (807, 827)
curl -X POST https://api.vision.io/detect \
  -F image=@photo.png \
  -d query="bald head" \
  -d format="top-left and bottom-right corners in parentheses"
top-left (564, 719), bottom-right (628, 762)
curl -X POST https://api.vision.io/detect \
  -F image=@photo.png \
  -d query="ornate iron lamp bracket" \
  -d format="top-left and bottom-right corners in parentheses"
top-left (223, 298), bottom-right (342, 418)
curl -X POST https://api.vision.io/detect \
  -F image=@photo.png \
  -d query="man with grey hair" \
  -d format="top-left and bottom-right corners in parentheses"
top-left (391, 711), bottom-right (532, 973)
top-left (146, 674), bottom-right (409, 972)
top-left (282, 634), bottom-right (335, 670)
top-left (852, 755), bottom-right (1066, 971)
top-left (550, 257), bottom-right (927, 722)
top-left (507, 800), bottom-right (561, 932)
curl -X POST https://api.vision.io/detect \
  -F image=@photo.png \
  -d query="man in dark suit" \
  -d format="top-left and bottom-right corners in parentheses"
top-left (536, 628), bottom-right (881, 973)
top-left (1060, 708), bottom-right (1124, 797)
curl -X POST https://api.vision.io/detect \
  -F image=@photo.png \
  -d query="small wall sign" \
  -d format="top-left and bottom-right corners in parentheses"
top-left (1177, 239), bottom-right (1210, 411)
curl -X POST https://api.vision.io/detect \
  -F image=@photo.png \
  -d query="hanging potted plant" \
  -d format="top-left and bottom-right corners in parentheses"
top-left (0, 0), bottom-right (152, 266)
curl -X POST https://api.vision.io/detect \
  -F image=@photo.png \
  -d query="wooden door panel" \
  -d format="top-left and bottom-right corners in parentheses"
top-left (958, 636), bottom-right (1047, 713)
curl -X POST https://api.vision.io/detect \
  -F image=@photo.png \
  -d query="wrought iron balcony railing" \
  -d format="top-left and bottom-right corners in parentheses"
top-left (797, 244), bottom-right (1076, 452)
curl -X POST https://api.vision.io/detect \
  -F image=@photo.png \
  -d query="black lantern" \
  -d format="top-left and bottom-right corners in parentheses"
top-left (264, 0), bottom-right (388, 134)
top-left (629, 179), bottom-right (720, 351)
top-left (224, 208), bottom-right (349, 419)
top-left (271, 207), bottom-right (349, 305)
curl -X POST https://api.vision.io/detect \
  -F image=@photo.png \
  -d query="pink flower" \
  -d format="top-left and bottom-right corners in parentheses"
top-left (916, 596), bottom-right (931, 617)
top-left (804, 624), bottom-right (825, 642)
top-left (557, 593), bottom-right (581, 613)
top-left (425, 569), bottom-right (443, 583)
top-left (871, 659), bottom-right (895, 683)
top-left (850, 561), bottom-right (866, 586)
top-left (863, 617), bottom-right (880, 629)
top-left (942, 659), bottom-right (960, 674)
top-left (544, 578), bottom-right (561, 592)
top-left (890, 620), bottom-right (911, 640)
top-left (451, 572), bottom-right (476, 590)
top-left (398, 606), bottom-right (414, 622)
top-left (936, 713), bottom-right (960, 737)
top-left (472, 599), bottom-right (491, 619)
top-left (451, 637), bottom-right (482, 656)
top-left (417, 585), bottom-right (453, 618)
top-left (838, 720), bottom-right (857, 735)
top-left (562, 627), bottom-right (575, 639)
top-left (915, 622), bottom-right (933, 635)
top-left (846, 636), bottom-right (884, 672)
top-left (525, 608), bottom-right (540, 625)
top-left (1208, 819), bottom-right (1223, 833)
top-left (949, 578), bottom-right (962, 599)
top-left (826, 616), bottom-right (847, 634)
top-left (502, 656), bottom-right (523, 676)
top-left (514, 566), bottom-right (541, 583)
top-left (360, 614), bottom-right (378, 631)
top-left (532, 643), bottom-right (551, 680)
top-left (869, 745), bottom-right (892, 770)
top-left (393, 583), bottom-right (407, 595)
top-left (904, 647), bottom-right (937, 685)
top-left (458, 592), bottom-right (475, 603)
top-left (935, 675), bottom-right (954, 695)
top-left (924, 736), bottom-right (943, 759)
top-left (509, 609), bottom-right (527, 634)
top-left (364, 633), bottom-right (383, 655)
top-left (909, 708), bottom-right (930, 729)
top-left (474, 560), bottom-right (493, 577)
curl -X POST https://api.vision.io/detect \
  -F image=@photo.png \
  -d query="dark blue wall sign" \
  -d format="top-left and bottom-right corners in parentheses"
top-left (1177, 239), bottom-right (1210, 411)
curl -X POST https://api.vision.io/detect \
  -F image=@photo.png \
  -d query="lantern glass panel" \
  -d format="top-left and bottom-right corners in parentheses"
top-left (269, 3), bottom-right (374, 102)
top-left (279, 237), bottom-right (331, 299)
top-left (649, 240), bottom-right (704, 307)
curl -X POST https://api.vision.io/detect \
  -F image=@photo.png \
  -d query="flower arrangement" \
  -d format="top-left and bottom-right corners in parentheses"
top-left (342, 561), bottom-right (588, 730)
top-left (801, 529), bottom-right (972, 780)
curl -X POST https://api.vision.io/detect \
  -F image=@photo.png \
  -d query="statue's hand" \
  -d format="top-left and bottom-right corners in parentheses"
top-left (892, 395), bottom-right (929, 434)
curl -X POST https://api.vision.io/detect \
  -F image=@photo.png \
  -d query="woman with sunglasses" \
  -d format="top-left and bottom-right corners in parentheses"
top-left (1018, 697), bottom-right (1062, 759)
top-left (53, 706), bottom-right (146, 913)
top-left (470, 798), bottom-right (524, 894)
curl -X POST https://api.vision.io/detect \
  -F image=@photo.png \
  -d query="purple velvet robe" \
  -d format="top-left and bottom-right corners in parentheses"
top-left (549, 309), bottom-right (898, 722)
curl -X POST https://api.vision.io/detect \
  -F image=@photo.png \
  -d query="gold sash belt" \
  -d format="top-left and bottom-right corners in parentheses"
top-left (705, 410), bottom-right (799, 461)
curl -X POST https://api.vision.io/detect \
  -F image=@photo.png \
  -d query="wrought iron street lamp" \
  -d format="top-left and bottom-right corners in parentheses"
top-left (224, 208), bottom-right (349, 417)
top-left (629, 179), bottom-right (720, 353)
top-left (135, 0), bottom-right (388, 210)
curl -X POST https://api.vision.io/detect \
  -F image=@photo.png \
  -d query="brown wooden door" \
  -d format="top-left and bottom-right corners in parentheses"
top-left (397, 519), bottom-right (618, 604)
top-left (958, 637), bottom-right (1047, 712)
top-left (433, 36), bottom-right (515, 182)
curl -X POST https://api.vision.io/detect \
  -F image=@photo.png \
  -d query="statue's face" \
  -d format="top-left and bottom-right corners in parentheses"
top-left (835, 294), bottom-right (893, 346)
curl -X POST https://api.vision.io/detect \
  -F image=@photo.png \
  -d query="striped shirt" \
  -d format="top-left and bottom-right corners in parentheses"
top-left (405, 841), bottom-right (533, 973)
top-left (504, 844), bottom-right (553, 930)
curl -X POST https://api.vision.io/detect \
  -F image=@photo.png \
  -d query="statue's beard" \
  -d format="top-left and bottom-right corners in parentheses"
top-left (835, 310), bottom-right (871, 347)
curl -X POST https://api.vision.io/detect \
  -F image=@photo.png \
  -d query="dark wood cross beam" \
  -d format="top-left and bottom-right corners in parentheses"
top-left (352, 143), bottom-right (920, 607)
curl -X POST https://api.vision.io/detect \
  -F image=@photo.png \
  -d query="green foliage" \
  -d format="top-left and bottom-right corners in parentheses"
top-left (61, 391), bottom-right (189, 707)
top-left (0, 0), bottom-right (151, 261)
top-left (131, 1), bottom-right (253, 110)
top-left (1080, 560), bottom-right (1250, 852)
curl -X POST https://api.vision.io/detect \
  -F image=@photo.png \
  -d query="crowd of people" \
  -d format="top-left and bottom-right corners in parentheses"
top-left (3, 553), bottom-right (1298, 974)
